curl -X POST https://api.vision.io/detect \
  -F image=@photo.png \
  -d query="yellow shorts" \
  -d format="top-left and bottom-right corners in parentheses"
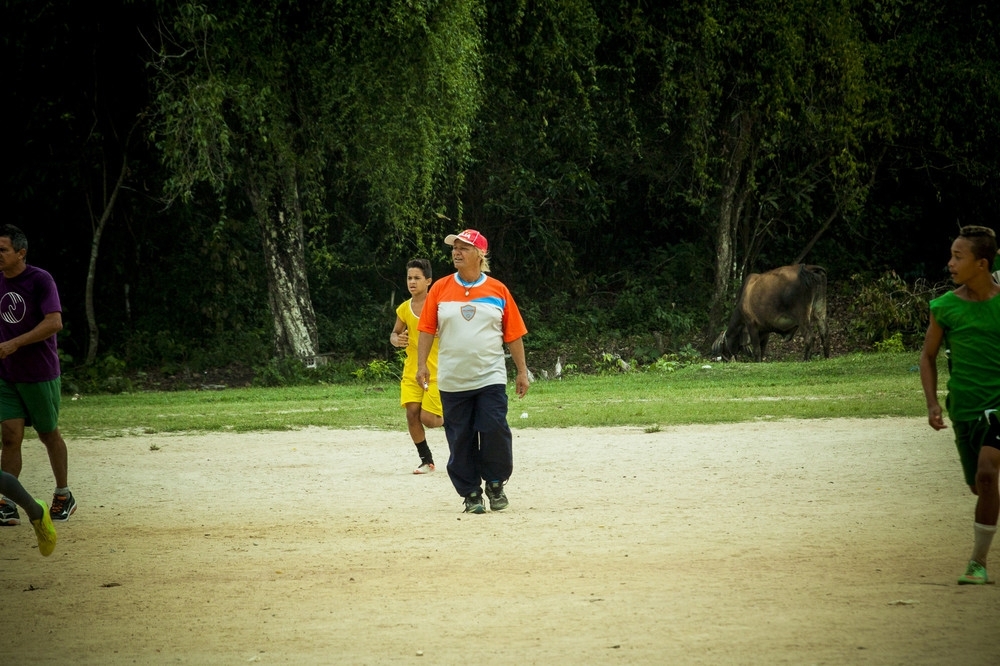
top-left (400, 377), bottom-right (443, 417)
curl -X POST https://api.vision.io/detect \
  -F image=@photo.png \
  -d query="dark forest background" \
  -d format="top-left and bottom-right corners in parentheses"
top-left (4, 0), bottom-right (998, 389)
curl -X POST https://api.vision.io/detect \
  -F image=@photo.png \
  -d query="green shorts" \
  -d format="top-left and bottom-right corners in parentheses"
top-left (952, 409), bottom-right (1000, 487)
top-left (0, 377), bottom-right (62, 434)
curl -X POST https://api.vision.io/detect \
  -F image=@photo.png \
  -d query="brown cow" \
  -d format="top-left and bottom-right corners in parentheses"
top-left (712, 264), bottom-right (830, 361)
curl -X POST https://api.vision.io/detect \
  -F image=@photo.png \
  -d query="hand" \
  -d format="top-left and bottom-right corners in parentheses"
top-left (927, 404), bottom-right (947, 431)
top-left (515, 370), bottom-right (529, 399)
top-left (392, 330), bottom-right (409, 348)
top-left (415, 367), bottom-right (429, 390)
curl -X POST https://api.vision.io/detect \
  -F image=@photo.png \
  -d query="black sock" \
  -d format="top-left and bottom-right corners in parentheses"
top-left (414, 440), bottom-right (433, 465)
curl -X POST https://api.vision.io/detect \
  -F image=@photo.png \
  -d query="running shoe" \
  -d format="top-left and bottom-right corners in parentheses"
top-left (413, 463), bottom-right (435, 475)
top-left (463, 491), bottom-right (485, 514)
top-left (958, 560), bottom-right (989, 585)
top-left (0, 498), bottom-right (20, 526)
top-left (31, 500), bottom-right (57, 557)
top-left (484, 480), bottom-right (509, 511)
top-left (50, 491), bottom-right (77, 522)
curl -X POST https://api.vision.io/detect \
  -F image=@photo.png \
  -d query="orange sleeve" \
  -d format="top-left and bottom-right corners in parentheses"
top-left (501, 285), bottom-right (528, 343)
top-left (417, 281), bottom-right (441, 334)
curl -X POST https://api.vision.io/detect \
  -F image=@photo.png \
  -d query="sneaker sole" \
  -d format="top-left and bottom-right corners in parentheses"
top-left (0, 503), bottom-right (19, 526)
top-left (51, 505), bottom-right (76, 522)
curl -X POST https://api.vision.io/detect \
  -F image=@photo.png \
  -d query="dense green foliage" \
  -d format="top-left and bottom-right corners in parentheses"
top-left (3, 0), bottom-right (998, 388)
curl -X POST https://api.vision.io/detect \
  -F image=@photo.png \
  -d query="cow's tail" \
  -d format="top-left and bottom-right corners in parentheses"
top-left (800, 264), bottom-right (830, 357)
top-left (800, 265), bottom-right (827, 315)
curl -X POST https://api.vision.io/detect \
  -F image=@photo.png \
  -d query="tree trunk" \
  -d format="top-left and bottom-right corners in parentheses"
top-left (706, 111), bottom-right (753, 338)
top-left (85, 152), bottom-right (129, 365)
top-left (248, 165), bottom-right (319, 359)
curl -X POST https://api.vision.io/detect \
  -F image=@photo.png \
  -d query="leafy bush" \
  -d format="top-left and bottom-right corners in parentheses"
top-left (846, 272), bottom-right (946, 349)
top-left (252, 355), bottom-right (374, 387)
top-left (873, 332), bottom-right (906, 354)
top-left (649, 344), bottom-right (705, 372)
top-left (252, 357), bottom-right (313, 387)
top-left (63, 354), bottom-right (133, 394)
top-left (352, 358), bottom-right (396, 382)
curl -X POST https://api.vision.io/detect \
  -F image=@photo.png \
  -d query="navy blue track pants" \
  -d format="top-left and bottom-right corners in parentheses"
top-left (440, 384), bottom-right (513, 497)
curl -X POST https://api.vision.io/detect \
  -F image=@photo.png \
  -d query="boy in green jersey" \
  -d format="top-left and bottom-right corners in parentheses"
top-left (920, 225), bottom-right (1000, 585)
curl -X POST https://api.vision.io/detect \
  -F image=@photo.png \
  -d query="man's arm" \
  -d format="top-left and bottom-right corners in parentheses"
top-left (507, 336), bottom-right (529, 398)
top-left (919, 312), bottom-right (946, 431)
top-left (415, 331), bottom-right (434, 389)
top-left (0, 312), bottom-right (62, 360)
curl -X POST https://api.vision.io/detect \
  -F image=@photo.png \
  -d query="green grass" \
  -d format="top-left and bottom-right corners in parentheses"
top-left (59, 352), bottom-right (935, 438)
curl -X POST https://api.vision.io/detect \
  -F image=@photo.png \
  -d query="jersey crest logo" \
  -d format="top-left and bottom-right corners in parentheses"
top-left (461, 304), bottom-right (476, 321)
top-left (0, 291), bottom-right (26, 324)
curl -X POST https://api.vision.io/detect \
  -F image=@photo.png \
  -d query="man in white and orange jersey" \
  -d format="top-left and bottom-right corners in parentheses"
top-left (416, 229), bottom-right (529, 514)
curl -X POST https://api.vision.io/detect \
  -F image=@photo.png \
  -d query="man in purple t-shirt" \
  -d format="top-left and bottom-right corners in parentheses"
top-left (0, 225), bottom-right (76, 527)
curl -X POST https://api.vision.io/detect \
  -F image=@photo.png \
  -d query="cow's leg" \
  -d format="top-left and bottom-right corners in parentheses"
top-left (801, 322), bottom-right (814, 360)
top-left (819, 318), bottom-right (830, 358)
top-left (754, 330), bottom-right (767, 362)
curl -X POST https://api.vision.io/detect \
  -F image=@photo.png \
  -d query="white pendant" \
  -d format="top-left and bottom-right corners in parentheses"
top-left (465, 290), bottom-right (469, 296)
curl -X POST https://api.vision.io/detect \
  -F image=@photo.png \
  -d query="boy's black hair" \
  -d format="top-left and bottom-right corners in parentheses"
top-left (958, 225), bottom-right (998, 263)
top-left (406, 258), bottom-right (432, 279)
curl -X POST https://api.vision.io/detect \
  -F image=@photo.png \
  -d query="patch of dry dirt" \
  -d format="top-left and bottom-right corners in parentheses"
top-left (3, 419), bottom-right (997, 664)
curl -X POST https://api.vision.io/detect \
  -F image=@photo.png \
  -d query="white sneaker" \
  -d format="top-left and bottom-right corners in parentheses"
top-left (413, 463), bottom-right (435, 475)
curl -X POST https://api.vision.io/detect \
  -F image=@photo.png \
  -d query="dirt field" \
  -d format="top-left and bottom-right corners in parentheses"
top-left (2, 418), bottom-right (998, 665)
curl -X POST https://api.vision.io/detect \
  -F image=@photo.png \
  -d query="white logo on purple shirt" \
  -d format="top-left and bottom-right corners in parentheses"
top-left (0, 292), bottom-right (26, 324)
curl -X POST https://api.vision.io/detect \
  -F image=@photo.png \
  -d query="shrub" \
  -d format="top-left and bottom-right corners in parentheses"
top-left (252, 356), bottom-right (313, 387)
top-left (352, 358), bottom-right (396, 382)
top-left (873, 332), bottom-right (906, 354)
top-left (847, 272), bottom-right (946, 350)
top-left (649, 344), bottom-right (705, 372)
top-left (63, 354), bottom-right (133, 394)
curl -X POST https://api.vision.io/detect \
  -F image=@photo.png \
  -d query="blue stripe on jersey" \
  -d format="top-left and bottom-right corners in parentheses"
top-left (470, 296), bottom-right (505, 310)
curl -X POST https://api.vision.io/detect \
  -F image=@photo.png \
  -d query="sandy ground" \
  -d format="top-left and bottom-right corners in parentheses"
top-left (2, 418), bottom-right (998, 665)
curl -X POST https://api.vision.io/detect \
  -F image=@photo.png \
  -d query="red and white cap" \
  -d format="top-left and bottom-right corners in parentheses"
top-left (444, 229), bottom-right (488, 252)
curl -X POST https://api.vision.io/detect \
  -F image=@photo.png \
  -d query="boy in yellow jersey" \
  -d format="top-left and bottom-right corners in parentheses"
top-left (390, 259), bottom-right (443, 473)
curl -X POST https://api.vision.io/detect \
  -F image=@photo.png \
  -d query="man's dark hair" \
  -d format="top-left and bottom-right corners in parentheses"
top-left (958, 225), bottom-right (998, 263)
top-left (406, 258), bottom-right (432, 279)
top-left (0, 225), bottom-right (28, 252)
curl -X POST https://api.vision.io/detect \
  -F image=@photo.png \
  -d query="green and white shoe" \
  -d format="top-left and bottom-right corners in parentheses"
top-left (957, 560), bottom-right (989, 585)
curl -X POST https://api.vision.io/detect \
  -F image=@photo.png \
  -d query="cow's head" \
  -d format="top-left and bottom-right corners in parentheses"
top-left (711, 327), bottom-right (750, 361)
top-left (711, 331), bottom-right (728, 357)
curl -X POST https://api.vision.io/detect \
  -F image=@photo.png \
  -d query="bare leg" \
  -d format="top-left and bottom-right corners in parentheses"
top-left (405, 403), bottom-right (425, 444)
top-left (974, 446), bottom-right (1000, 526)
top-left (420, 409), bottom-right (443, 429)
top-left (38, 428), bottom-right (69, 489)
